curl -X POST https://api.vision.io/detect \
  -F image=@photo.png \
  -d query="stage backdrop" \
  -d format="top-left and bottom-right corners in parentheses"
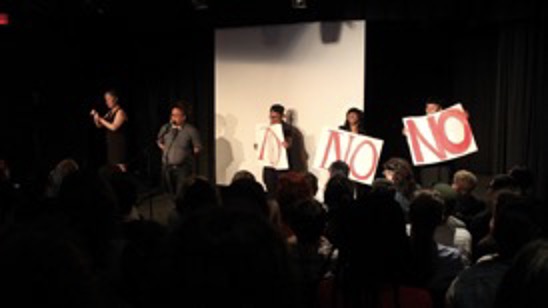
top-left (215, 20), bottom-right (366, 195)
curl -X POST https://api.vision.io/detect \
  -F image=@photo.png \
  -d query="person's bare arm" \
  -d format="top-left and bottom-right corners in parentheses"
top-left (97, 110), bottom-right (126, 132)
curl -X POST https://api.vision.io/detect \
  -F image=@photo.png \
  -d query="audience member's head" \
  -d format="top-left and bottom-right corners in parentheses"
top-left (224, 178), bottom-right (269, 218)
top-left (323, 174), bottom-right (354, 213)
top-left (508, 165), bottom-right (534, 196)
top-left (285, 198), bottom-right (326, 246)
top-left (409, 190), bottom-right (444, 240)
top-left (383, 157), bottom-right (417, 199)
top-left (452, 169), bottom-right (478, 195)
top-left (495, 240), bottom-right (548, 308)
top-left (486, 174), bottom-right (518, 209)
top-left (328, 160), bottom-right (350, 178)
top-left (175, 176), bottom-right (219, 220)
top-left (371, 178), bottom-right (397, 197)
top-left (166, 207), bottom-right (296, 307)
top-left (488, 174), bottom-right (517, 192)
top-left (491, 192), bottom-right (541, 259)
top-left (304, 172), bottom-right (319, 197)
top-left (231, 170), bottom-right (256, 183)
top-left (276, 172), bottom-right (312, 223)
top-left (433, 183), bottom-right (458, 221)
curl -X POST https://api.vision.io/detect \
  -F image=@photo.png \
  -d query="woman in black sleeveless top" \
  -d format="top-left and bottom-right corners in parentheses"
top-left (90, 90), bottom-right (128, 172)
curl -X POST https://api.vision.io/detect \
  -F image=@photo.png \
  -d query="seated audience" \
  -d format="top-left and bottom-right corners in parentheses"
top-left (409, 190), bottom-right (465, 308)
top-left (451, 169), bottom-right (484, 226)
top-left (321, 191), bottom-right (432, 308)
top-left (163, 207), bottom-right (298, 308)
top-left (494, 239), bottom-right (548, 308)
top-left (383, 157), bottom-right (418, 220)
top-left (433, 183), bottom-right (472, 264)
top-left (286, 198), bottom-right (332, 308)
top-left (446, 193), bottom-right (541, 308)
top-left (469, 174), bottom-right (518, 261)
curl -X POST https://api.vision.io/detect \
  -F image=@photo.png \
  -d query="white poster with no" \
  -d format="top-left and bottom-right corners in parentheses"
top-left (256, 124), bottom-right (289, 170)
top-left (313, 128), bottom-right (383, 185)
top-left (403, 103), bottom-right (478, 166)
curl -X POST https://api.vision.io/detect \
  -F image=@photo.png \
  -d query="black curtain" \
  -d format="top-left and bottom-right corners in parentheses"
top-left (0, 25), bottom-right (214, 192)
top-left (366, 19), bottom-right (547, 200)
top-left (493, 19), bottom-right (548, 198)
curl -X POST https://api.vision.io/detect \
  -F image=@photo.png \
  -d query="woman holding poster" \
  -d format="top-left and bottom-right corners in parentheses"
top-left (339, 108), bottom-right (366, 135)
top-left (339, 108), bottom-right (369, 198)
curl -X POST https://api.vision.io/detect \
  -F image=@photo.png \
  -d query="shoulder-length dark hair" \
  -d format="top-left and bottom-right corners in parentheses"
top-left (340, 108), bottom-right (365, 132)
top-left (383, 157), bottom-right (417, 200)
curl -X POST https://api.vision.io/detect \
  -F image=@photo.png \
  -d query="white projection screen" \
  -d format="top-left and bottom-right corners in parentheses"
top-left (215, 20), bottom-right (366, 195)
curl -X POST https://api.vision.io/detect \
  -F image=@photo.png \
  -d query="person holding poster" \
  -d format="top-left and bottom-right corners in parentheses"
top-left (339, 108), bottom-right (369, 198)
top-left (339, 107), bottom-right (366, 135)
top-left (262, 104), bottom-right (294, 198)
top-left (403, 97), bottom-right (452, 187)
top-left (421, 98), bottom-right (452, 187)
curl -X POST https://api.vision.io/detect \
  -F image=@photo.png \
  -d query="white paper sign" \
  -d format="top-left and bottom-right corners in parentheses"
top-left (403, 103), bottom-right (478, 166)
top-left (313, 128), bottom-right (384, 185)
top-left (256, 124), bottom-right (289, 170)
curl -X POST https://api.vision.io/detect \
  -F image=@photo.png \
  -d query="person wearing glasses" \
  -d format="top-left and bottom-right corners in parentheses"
top-left (157, 101), bottom-right (202, 196)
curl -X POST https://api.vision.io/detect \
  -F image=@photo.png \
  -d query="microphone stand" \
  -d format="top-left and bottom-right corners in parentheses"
top-left (127, 123), bottom-right (171, 220)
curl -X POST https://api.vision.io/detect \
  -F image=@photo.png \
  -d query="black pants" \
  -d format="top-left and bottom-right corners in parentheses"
top-left (263, 167), bottom-right (288, 199)
top-left (162, 164), bottom-right (192, 197)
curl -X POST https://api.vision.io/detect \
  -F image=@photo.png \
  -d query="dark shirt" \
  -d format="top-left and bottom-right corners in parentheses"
top-left (158, 123), bottom-right (201, 166)
top-left (104, 108), bottom-right (127, 164)
top-left (446, 256), bottom-right (511, 308)
top-left (469, 209), bottom-right (493, 261)
top-left (455, 194), bottom-right (485, 226)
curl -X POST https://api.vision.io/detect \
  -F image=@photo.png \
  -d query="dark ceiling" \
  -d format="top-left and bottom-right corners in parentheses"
top-left (1, 0), bottom-right (545, 33)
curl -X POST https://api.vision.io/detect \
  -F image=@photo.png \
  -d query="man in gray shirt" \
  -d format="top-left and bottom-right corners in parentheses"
top-left (157, 102), bottom-right (202, 196)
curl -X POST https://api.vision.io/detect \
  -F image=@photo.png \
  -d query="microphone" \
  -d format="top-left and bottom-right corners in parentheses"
top-left (172, 124), bottom-right (180, 138)
top-left (158, 122), bottom-right (174, 141)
